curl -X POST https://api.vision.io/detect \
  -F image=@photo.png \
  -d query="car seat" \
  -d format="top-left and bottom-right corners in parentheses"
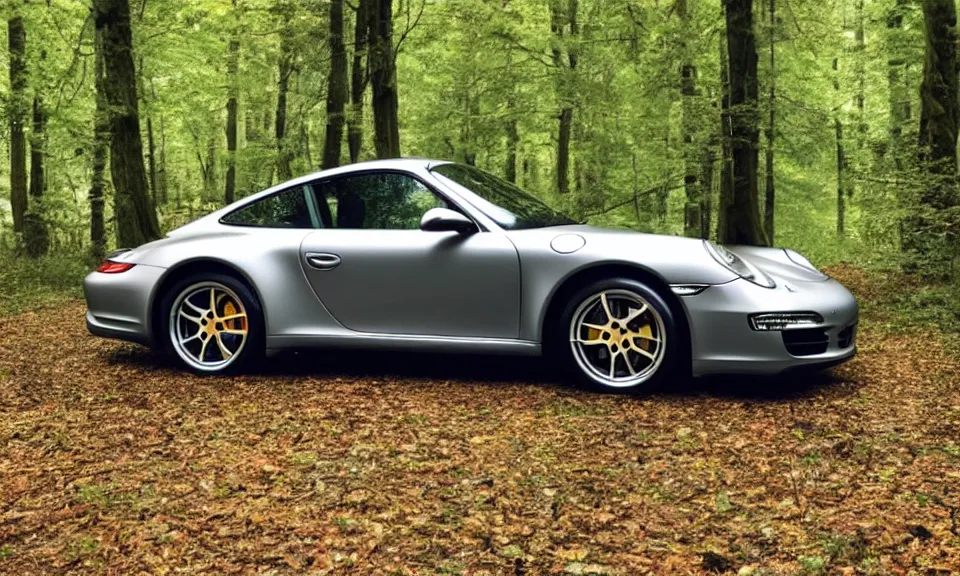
top-left (337, 191), bottom-right (366, 229)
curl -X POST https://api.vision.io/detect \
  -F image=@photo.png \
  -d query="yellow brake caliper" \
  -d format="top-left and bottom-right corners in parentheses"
top-left (636, 324), bottom-right (653, 351)
top-left (223, 301), bottom-right (246, 332)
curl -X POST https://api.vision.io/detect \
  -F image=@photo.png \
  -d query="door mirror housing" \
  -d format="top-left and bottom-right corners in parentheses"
top-left (420, 207), bottom-right (478, 235)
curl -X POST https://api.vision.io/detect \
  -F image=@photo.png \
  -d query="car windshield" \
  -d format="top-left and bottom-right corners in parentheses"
top-left (430, 164), bottom-right (577, 230)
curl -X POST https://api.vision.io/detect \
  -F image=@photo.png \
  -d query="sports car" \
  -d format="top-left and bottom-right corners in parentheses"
top-left (84, 158), bottom-right (858, 390)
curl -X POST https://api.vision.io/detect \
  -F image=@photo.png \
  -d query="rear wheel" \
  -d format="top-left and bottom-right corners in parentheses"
top-left (557, 278), bottom-right (676, 391)
top-left (160, 273), bottom-right (264, 374)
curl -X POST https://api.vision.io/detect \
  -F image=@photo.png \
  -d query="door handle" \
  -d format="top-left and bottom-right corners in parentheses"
top-left (305, 252), bottom-right (342, 270)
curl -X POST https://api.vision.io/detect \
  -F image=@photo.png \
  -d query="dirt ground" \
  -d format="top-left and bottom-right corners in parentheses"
top-left (1, 270), bottom-right (959, 575)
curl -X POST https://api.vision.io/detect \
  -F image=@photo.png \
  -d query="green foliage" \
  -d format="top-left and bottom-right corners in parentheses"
top-left (882, 281), bottom-right (960, 339)
top-left (62, 536), bottom-right (99, 563)
top-left (0, 0), bottom-right (955, 308)
top-left (0, 246), bottom-right (89, 317)
top-left (798, 555), bottom-right (827, 575)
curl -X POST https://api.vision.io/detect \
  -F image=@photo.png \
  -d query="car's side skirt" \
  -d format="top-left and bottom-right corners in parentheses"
top-left (267, 333), bottom-right (542, 356)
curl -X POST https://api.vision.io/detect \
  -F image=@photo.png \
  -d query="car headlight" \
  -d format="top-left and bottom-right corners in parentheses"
top-left (749, 312), bottom-right (824, 331)
top-left (784, 249), bottom-right (828, 279)
top-left (703, 241), bottom-right (776, 288)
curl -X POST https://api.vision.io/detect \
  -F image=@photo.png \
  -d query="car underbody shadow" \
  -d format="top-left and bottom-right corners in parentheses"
top-left (103, 344), bottom-right (859, 401)
top-left (662, 369), bottom-right (861, 401)
top-left (261, 348), bottom-right (557, 385)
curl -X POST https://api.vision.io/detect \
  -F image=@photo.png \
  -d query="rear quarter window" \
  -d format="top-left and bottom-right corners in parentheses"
top-left (221, 187), bottom-right (314, 228)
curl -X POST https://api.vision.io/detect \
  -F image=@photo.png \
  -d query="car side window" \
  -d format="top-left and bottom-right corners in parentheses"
top-left (221, 186), bottom-right (316, 229)
top-left (310, 173), bottom-right (448, 230)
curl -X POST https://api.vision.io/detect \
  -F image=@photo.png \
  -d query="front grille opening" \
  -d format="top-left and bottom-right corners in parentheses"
top-left (838, 324), bottom-right (856, 348)
top-left (782, 327), bottom-right (829, 356)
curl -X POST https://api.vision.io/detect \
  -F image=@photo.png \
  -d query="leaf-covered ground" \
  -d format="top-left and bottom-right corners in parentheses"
top-left (1, 266), bottom-right (959, 575)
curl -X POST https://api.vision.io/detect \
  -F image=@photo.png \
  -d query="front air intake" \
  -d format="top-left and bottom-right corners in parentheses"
top-left (782, 328), bottom-right (829, 356)
top-left (837, 324), bottom-right (857, 349)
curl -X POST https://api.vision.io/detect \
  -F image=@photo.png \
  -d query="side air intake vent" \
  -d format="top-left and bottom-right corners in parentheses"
top-left (838, 324), bottom-right (856, 349)
top-left (782, 328), bottom-right (829, 357)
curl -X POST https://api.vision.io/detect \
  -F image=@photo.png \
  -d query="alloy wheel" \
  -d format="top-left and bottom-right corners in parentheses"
top-left (568, 289), bottom-right (666, 388)
top-left (169, 282), bottom-right (249, 372)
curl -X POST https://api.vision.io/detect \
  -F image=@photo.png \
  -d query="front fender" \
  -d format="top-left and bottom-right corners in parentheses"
top-left (506, 227), bottom-right (737, 342)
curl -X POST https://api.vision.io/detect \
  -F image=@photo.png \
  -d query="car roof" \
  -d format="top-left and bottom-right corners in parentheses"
top-left (169, 158), bottom-right (461, 237)
top-left (297, 157), bottom-right (448, 182)
top-left (226, 158), bottom-right (452, 211)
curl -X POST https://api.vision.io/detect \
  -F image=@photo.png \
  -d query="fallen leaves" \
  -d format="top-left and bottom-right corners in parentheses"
top-left (0, 271), bottom-right (959, 574)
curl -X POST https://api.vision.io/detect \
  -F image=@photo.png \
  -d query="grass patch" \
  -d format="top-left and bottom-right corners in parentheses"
top-left (825, 264), bottom-right (960, 345)
top-left (0, 247), bottom-right (90, 317)
top-left (62, 536), bottom-right (99, 563)
top-left (73, 484), bottom-right (114, 507)
top-left (289, 451), bottom-right (319, 466)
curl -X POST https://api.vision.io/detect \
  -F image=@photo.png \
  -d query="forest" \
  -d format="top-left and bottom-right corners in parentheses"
top-left (0, 0), bottom-right (956, 282)
top-left (2, 1), bottom-right (960, 574)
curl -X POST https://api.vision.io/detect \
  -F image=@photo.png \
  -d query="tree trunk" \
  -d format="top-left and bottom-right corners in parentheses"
top-left (833, 57), bottom-right (849, 236)
top-left (146, 115), bottom-right (159, 206)
top-left (853, 0), bottom-right (866, 190)
top-left (836, 116), bottom-right (847, 235)
top-left (322, 0), bottom-right (348, 170)
top-left (146, 72), bottom-right (168, 206)
top-left (94, 0), bottom-right (160, 247)
top-left (158, 115), bottom-right (168, 204)
top-left (225, 0), bottom-right (240, 204)
top-left (348, 0), bottom-right (370, 163)
top-left (763, 0), bottom-right (775, 244)
top-left (275, 37), bottom-right (293, 180)
top-left (681, 61), bottom-right (700, 237)
top-left (505, 110), bottom-right (519, 184)
top-left (717, 31), bottom-right (734, 240)
top-left (550, 0), bottom-right (578, 195)
top-left (369, 0), bottom-right (400, 158)
top-left (301, 119), bottom-right (313, 168)
top-left (8, 14), bottom-right (28, 235)
top-left (887, 0), bottom-right (910, 172)
top-left (907, 0), bottom-right (960, 279)
top-left (24, 93), bottom-right (49, 258)
top-left (720, 0), bottom-right (765, 246)
top-left (700, 137), bottom-right (716, 240)
top-left (556, 108), bottom-right (572, 194)
top-left (502, 49), bottom-right (519, 182)
top-left (678, 0), bottom-right (702, 238)
top-left (457, 84), bottom-right (480, 166)
top-left (90, 26), bottom-right (109, 262)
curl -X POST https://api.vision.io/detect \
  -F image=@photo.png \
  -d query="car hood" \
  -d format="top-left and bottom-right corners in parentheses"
top-left (506, 225), bottom-right (828, 286)
top-left (724, 245), bottom-right (830, 283)
top-left (505, 225), bottom-right (738, 285)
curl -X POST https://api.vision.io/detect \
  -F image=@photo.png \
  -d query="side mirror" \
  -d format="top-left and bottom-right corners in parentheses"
top-left (420, 207), bottom-right (478, 235)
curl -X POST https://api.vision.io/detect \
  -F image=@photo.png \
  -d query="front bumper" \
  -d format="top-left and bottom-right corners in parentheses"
top-left (684, 277), bottom-right (858, 377)
top-left (83, 264), bottom-right (167, 348)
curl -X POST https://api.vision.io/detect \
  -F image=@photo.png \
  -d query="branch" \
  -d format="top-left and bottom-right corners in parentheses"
top-left (52, 13), bottom-right (94, 117)
top-left (394, 0), bottom-right (427, 58)
top-left (492, 31), bottom-right (557, 68)
top-left (580, 179), bottom-right (683, 219)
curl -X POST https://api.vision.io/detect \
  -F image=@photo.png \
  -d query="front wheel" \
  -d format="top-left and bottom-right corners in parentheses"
top-left (160, 273), bottom-right (264, 374)
top-left (558, 278), bottom-right (677, 391)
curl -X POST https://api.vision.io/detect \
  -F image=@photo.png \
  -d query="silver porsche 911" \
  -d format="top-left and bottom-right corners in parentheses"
top-left (84, 158), bottom-right (858, 390)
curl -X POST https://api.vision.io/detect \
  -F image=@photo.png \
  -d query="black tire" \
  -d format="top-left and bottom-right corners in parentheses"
top-left (158, 272), bottom-right (265, 375)
top-left (553, 278), bottom-right (679, 392)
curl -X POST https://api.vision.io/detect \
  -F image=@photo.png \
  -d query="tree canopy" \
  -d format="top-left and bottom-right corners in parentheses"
top-left (0, 0), bottom-right (954, 279)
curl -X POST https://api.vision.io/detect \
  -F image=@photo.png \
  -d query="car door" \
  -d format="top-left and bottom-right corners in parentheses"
top-left (298, 171), bottom-right (522, 339)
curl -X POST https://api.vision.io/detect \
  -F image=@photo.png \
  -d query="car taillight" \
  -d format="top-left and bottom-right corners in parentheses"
top-left (96, 260), bottom-right (136, 274)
